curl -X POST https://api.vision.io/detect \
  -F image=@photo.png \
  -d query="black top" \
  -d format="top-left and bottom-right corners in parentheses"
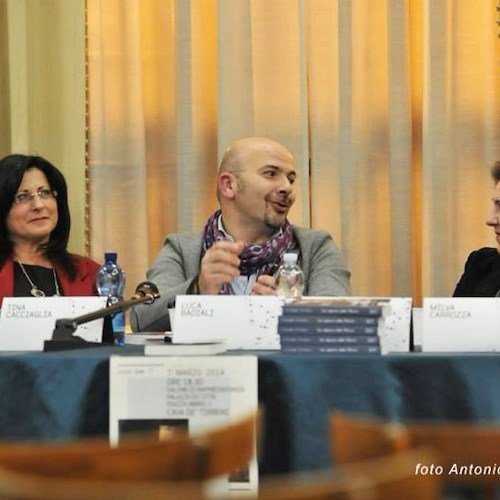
top-left (14, 262), bottom-right (60, 297)
top-left (453, 247), bottom-right (500, 297)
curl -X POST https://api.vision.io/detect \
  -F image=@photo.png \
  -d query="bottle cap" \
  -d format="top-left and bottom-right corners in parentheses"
top-left (283, 253), bottom-right (298, 264)
top-left (104, 252), bottom-right (117, 264)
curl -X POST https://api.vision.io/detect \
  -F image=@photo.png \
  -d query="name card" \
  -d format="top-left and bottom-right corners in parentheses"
top-left (422, 298), bottom-right (500, 352)
top-left (109, 355), bottom-right (258, 495)
top-left (0, 296), bottom-right (107, 351)
top-left (173, 295), bottom-right (283, 350)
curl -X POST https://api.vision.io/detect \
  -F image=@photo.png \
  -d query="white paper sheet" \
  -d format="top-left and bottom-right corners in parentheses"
top-left (109, 355), bottom-right (259, 495)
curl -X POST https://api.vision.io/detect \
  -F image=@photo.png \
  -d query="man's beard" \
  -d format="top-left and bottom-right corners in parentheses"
top-left (263, 194), bottom-right (292, 230)
top-left (264, 207), bottom-right (287, 230)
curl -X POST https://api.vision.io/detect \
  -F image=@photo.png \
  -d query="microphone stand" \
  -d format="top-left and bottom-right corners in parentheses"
top-left (47, 285), bottom-right (160, 350)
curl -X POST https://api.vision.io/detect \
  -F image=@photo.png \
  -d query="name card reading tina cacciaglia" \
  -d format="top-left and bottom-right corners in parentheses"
top-left (0, 296), bottom-right (107, 351)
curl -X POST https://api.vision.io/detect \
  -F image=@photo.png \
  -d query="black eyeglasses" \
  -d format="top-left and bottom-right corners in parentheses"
top-left (13, 188), bottom-right (58, 205)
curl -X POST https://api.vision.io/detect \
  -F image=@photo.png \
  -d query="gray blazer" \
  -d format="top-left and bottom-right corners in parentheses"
top-left (131, 226), bottom-right (351, 332)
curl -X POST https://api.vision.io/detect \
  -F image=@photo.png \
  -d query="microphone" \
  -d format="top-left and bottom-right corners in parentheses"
top-left (132, 281), bottom-right (159, 304)
top-left (51, 282), bottom-right (161, 343)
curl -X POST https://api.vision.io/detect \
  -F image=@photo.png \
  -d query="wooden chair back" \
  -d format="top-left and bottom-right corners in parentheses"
top-left (409, 421), bottom-right (500, 485)
top-left (0, 466), bottom-right (205, 500)
top-left (331, 411), bottom-right (500, 489)
top-left (258, 447), bottom-right (439, 500)
top-left (195, 409), bottom-right (257, 478)
top-left (0, 412), bottom-right (256, 482)
top-left (331, 411), bottom-right (411, 464)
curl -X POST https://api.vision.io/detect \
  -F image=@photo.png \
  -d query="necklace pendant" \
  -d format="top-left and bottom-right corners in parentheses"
top-left (30, 287), bottom-right (45, 298)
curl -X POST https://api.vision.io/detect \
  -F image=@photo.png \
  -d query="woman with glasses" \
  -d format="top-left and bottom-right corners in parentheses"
top-left (0, 154), bottom-right (101, 306)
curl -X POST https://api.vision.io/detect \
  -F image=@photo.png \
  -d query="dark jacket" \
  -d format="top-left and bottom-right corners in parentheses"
top-left (453, 247), bottom-right (500, 297)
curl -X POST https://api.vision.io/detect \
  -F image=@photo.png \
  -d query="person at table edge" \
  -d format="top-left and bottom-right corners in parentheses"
top-left (0, 154), bottom-right (100, 307)
top-left (454, 160), bottom-right (500, 297)
top-left (131, 136), bottom-right (351, 332)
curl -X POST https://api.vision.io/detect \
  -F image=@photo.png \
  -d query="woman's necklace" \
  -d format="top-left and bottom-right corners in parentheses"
top-left (17, 261), bottom-right (61, 297)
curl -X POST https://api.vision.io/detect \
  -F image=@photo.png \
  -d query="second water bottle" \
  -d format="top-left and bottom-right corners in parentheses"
top-left (275, 253), bottom-right (305, 299)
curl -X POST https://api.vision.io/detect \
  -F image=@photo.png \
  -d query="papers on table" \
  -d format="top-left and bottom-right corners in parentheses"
top-left (109, 355), bottom-right (258, 495)
top-left (144, 341), bottom-right (226, 356)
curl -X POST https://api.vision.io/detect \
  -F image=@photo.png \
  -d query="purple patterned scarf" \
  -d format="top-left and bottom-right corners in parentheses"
top-left (201, 210), bottom-right (294, 294)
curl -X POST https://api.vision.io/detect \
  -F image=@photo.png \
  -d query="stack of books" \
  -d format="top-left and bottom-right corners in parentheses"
top-left (278, 298), bottom-right (388, 355)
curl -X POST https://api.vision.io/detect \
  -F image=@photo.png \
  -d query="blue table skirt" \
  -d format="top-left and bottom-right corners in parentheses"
top-left (1, 346), bottom-right (500, 475)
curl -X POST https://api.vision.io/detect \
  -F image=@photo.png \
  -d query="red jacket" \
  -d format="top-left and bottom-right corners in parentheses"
top-left (0, 255), bottom-right (100, 307)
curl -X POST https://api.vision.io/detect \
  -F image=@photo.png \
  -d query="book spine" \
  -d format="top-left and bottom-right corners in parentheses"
top-left (282, 306), bottom-right (382, 317)
top-left (278, 324), bottom-right (379, 335)
top-left (278, 316), bottom-right (382, 326)
top-left (280, 335), bottom-right (379, 346)
top-left (282, 345), bottom-right (381, 354)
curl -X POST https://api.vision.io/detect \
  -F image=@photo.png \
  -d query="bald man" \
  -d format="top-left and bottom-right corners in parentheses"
top-left (131, 137), bottom-right (351, 332)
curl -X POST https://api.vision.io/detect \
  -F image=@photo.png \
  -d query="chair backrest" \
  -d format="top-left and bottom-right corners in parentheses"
top-left (408, 421), bottom-right (500, 484)
top-left (193, 409), bottom-right (257, 478)
top-left (0, 412), bottom-right (256, 482)
top-left (331, 411), bottom-right (411, 464)
top-left (0, 466), bottom-right (205, 500)
top-left (258, 447), bottom-right (439, 500)
top-left (331, 411), bottom-right (500, 487)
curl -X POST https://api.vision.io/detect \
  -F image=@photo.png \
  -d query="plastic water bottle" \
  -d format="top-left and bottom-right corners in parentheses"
top-left (275, 253), bottom-right (305, 299)
top-left (96, 252), bottom-right (126, 345)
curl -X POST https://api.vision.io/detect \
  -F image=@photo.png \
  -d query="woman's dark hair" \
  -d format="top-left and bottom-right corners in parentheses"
top-left (0, 154), bottom-right (77, 279)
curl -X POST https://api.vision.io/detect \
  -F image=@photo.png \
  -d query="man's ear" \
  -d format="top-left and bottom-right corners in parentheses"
top-left (218, 172), bottom-right (236, 200)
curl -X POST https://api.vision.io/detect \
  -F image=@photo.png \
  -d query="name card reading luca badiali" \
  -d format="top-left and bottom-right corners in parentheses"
top-left (172, 295), bottom-right (283, 350)
top-left (422, 298), bottom-right (500, 352)
top-left (0, 296), bottom-right (107, 351)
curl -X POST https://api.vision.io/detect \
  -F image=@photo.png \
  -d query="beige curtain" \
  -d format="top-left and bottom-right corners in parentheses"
top-left (85, 0), bottom-right (499, 302)
top-left (421, 0), bottom-right (500, 297)
top-left (3, 1), bottom-right (497, 306)
top-left (0, 0), bottom-right (87, 254)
